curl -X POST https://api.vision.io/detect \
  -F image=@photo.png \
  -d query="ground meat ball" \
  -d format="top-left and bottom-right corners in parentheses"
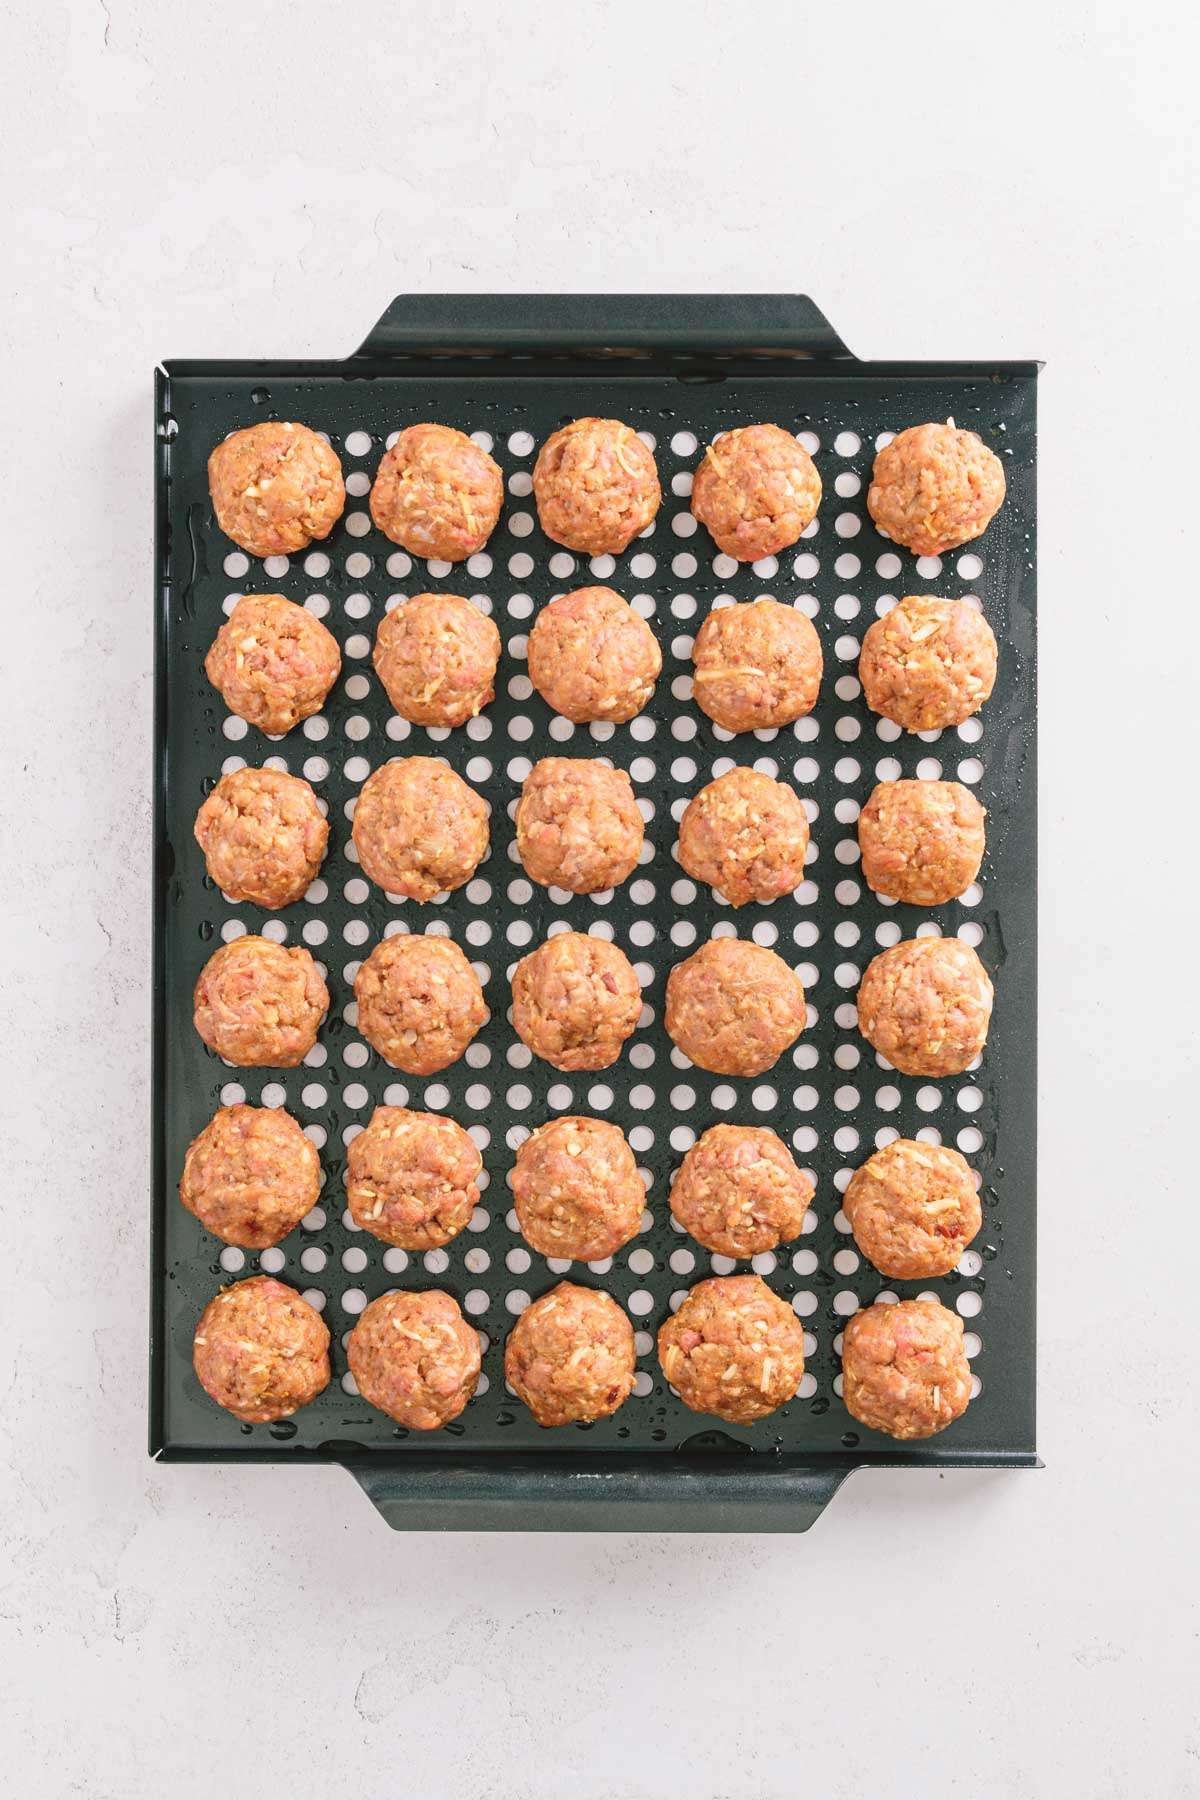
top-left (354, 934), bottom-right (487, 1075)
top-left (516, 758), bottom-right (644, 893)
top-left (193, 937), bottom-right (329, 1067)
top-left (842, 1298), bottom-right (972, 1439)
top-left (691, 599), bottom-right (822, 732)
top-left (204, 594), bottom-right (341, 735)
top-left (867, 422), bottom-right (1006, 558)
top-left (858, 779), bottom-right (986, 905)
top-left (352, 757), bottom-right (489, 899)
top-left (506, 1283), bottom-right (635, 1427)
top-left (691, 424), bottom-right (822, 561)
top-left (670, 1125), bottom-right (813, 1259)
top-left (844, 1139), bottom-right (982, 1280)
top-left (533, 417), bottom-right (661, 555)
top-left (857, 937), bottom-right (993, 1077)
top-left (677, 767), bottom-right (810, 906)
top-left (208, 422), bottom-right (345, 558)
top-left (194, 766), bottom-right (328, 910)
top-left (859, 595), bottom-right (998, 733)
top-left (666, 938), bottom-right (806, 1077)
top-left (347, 1289), bottom-right (480, 1429)
top-left (373, 593), bottom-right (501, 728)
top-left (527, 587), bottom-right (661, 724)
top-left (658, 1274), bottom-right (805, 1425)
top-left (180, 1104), bottom-right (320, 1249)
top-left (512, 1117), bottom-right (644, 1261)
top-left (346, 1105), bottom-right (481, 1249)
top-left (368, 423), bottom-right (503, 561)
top-left (193, 1277), bottom-right (330, 1423)
top-left (510, 932), bottom-right (642, 1072)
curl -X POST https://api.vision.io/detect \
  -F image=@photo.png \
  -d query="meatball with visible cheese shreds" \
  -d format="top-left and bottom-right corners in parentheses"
top-left (666, 938), bottom-right (806, 1077)
top-left (859, 595), bottom-right (997, 733)
top-left (677, 766), bottom-right (810, 906)
top-left (208, 422), bottom-right (345, 558)
top-left (658, 1274), bottom-right (805, 1425)
top-left (369, 423), bottom-right (503, 562)
top-left (193, 1277), bottom-right (330, 1423)
top-left (691, 598), bottom-right (822, 733)
top-left (842, 1298), bottom-right (972, 1440)
top-left (354, 934), bottom-right (487, 1075)
top-left (180, 1103), bottom-right (320, 1249)
top-left (204, 594), bottom-right (341, 736)
top-left (352, 757), bottom-right (489, 899)
top-left (858, 779), bottom-right (986, 905)
top-left (194, 766), bottom-right (328, 910)
top-left (533, 417), bottom-right (660, 555)
top-left (844, 1138), bottom-right (981, 1280)
top-left (867, 422), bottom-right (1005, 558)
top-left (670, 1125), bottom-right (813, 1260)
top-left (511, 932), bottom-right (642, 1072)
top-left (516, 758), bottom-right (644, 894)
top-left (512, 1116), bottom-right (645, 1261)
top-left (527, 587), bottom-right (661, 724)
top-left (691, 423), bottom-right (821, 561)
top-left (346, 1105), bottom-right (481, 1249)
top-left (373, 593), bottom-right (501, 728)
top-left (506, 1283), bottom-right (636, 1427)
top-left (857, 936), bottom-right (993, 1078)
top-left (348, 1289), bottom-right (480, 1429)
top-left (193, 936), bottom-right (329, 1067)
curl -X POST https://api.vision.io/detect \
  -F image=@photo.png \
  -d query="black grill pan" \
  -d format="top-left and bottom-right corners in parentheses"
top-left (152, 295), bottom-right (1039, 1530)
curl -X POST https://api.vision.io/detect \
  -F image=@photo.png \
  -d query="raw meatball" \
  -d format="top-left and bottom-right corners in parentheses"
top-left (180, 1103), bottom-right (320, 1249)
top-left (859, 595), bottom-right (998, 732)
top-left (527, 587), bottom-right (661, 723)
top-left (373, 593), bottom-right (501, 727)
top-left (658, 1274), bottom-right (805, 1425)
top-left (512, 1116), bottom-right (644, 1260)
top-left (867, 422), bottom-right (1005, 558)
top-left (352, 757), bottom-right (489, 899)
top-left (857, 937), bottom-right (993, 1077)
top-left (347, 1289), bottom-right (480, 1429)
top-left (691, 424), bottom-right (821, 561)
top-left (204, 594), bottom-right (341, 735)
top-left (208, 422), bottom-right (345, 558)
top-left (842, 1298), bottom-right (972, 1440)
top-left (666, 938), bottom-right (806, 1077)
top-left (511, 931), bottom-right (641, 1072)
top-left (194, 766), bottom-right (328, 910)
top-left (691, 598), bottom-right (822, 732)
top-left (346, 1105), bottom-right (481, 1249)
top-left (193, 1276), bottom-right (330, 1423)
top-left (844, 1138), bottom-right (981, 1280)
top-left (516, 758), bottom-right (644, 893)
top-left (368, 423), bottom-right (503, 561)
top-left (354, 934), bottom-right (487, 1075)
top-left (859, 779), bottom-right (986, 905)
top-left (533, 417), bottom-right (661, 555)
top-left (670, 1125), bottom-right (813, 1259)
top-left (193, 936), bottom-right (329, 1067)
top-left (677, 766), bottom-right (810, 906)
top-left (506, 1283), bottom-right (635, 1426)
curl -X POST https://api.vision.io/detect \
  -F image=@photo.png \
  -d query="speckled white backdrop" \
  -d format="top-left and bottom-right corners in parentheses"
top-left (3, 2), bottom-right (1197, 1795)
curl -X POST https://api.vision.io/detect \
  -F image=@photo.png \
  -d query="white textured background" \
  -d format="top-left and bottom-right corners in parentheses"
top-left (3, 3), bottom-right (1197, 1795)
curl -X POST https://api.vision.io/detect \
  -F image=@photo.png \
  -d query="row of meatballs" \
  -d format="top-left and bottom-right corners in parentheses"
top-left (195, 1272), bottom-right (972, 1443)
top-left (208, 414), bottom-right (1006, 565)
top-left (206, 585), bottom-right (999, 740)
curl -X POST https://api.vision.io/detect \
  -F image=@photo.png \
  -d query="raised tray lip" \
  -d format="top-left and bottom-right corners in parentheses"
top-left (150, 313), bottom-right (1040, 1509)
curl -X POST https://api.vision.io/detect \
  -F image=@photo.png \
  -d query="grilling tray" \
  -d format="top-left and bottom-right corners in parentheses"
top-left (152, 295), bottom-right (1038, 1530)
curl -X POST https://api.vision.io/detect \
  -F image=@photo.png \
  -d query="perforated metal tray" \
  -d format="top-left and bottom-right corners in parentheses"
top-left (151, 295), bottom-right (1039, 1530)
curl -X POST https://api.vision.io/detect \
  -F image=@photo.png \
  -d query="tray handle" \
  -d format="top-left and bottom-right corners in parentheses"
top-left (353, 294), bottom-right (854, 360)
top-left (346, 1455), bottom-right (855, 1533)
